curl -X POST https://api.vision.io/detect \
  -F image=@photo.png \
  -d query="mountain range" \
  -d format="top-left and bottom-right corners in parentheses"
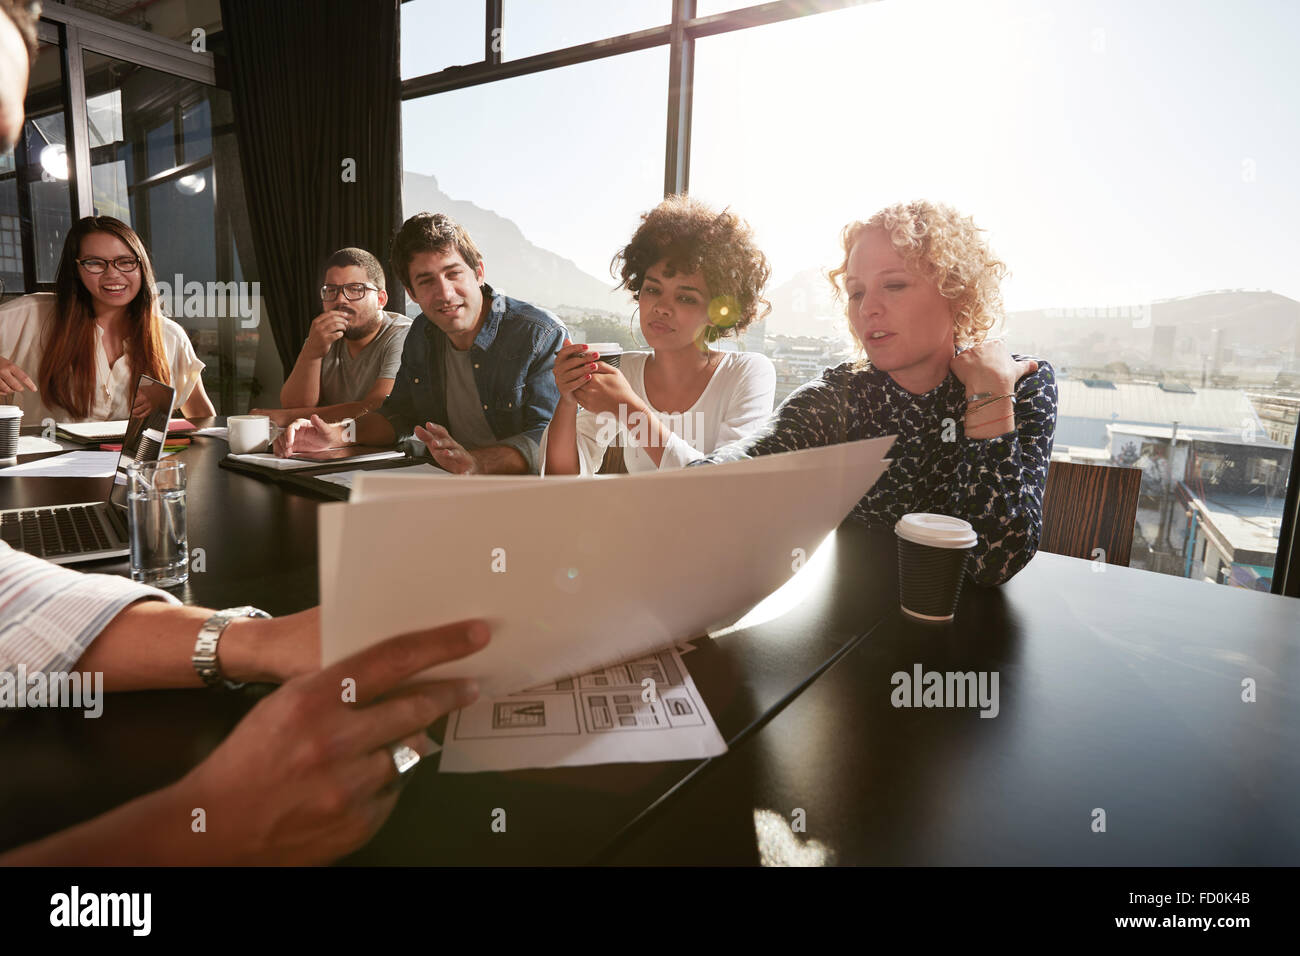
top-left (402, 171), bottom-right (617, 316)
top-left (401, 171), bottom-right (1300, 373)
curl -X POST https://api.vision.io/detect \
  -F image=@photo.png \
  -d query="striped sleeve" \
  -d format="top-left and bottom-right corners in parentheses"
top-left (0, 543), bottom-right (180, 676)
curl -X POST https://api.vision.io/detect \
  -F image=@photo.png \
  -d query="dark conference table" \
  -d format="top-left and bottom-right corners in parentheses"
top-left (1, 421), bottom-right (1298, 865)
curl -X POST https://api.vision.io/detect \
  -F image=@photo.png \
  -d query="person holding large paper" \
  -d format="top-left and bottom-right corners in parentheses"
top-left (540, 196), bottom-right (777, 475)
top-left (0, 21), bottom-right (485, 866)
top-left (694, 201), bottom-right (1058, 587)
top-left (274, 214), bottom-right (566, 475)
top-left (0, 539), bottom-right (487, 864)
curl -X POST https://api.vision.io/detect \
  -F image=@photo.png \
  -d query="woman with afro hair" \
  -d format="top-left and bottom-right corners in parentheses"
top-left (697, 201), bottom-right (1058, 587)
top-left (540, 195), bottom-right (776, 475)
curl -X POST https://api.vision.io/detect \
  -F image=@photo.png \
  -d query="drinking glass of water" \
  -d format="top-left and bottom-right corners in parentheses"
top-left (127, 459), bottom-right (189, 588)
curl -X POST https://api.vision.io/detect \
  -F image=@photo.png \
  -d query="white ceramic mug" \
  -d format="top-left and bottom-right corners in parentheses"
top-left (227, 414), bottom-right (271, 455)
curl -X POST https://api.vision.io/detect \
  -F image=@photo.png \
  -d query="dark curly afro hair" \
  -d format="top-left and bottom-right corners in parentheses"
top-left (612, 195), bottom-right (771, 342)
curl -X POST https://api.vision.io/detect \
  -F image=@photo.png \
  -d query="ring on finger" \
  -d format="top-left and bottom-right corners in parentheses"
top-left (388, 743), bottom-right (421, 779)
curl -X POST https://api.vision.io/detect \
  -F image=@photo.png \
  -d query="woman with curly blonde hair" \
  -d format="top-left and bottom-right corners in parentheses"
top-left (699, 201), bottom-right (1058, 586)
top-left (542, 195), bottom-right (777, 474)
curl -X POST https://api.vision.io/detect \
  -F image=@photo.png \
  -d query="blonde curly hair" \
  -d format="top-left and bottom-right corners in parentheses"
top-left (827, 201), bottom-right (1007, 352)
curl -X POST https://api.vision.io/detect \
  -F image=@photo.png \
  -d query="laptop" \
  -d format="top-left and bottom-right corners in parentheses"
top-left (0, 373), bottom-right (176, 565)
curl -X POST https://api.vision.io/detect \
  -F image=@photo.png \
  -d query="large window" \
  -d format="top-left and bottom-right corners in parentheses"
top-left (398, 0), bottom-right (1300, 595)
top-left (401, 46), bottom-right (668, 347)
top-left (401, 0), bottom-right (487, 78)
top-left (52, 0), bottom-right (222, 43)
top-left (3, 5), bottom-right (258, 414)
top-left (502, 1), bottom-right (668, 59)
top-left (82, 53), bottom-right (252, 411)
top-left (0, 42), bottom-right (73, 292)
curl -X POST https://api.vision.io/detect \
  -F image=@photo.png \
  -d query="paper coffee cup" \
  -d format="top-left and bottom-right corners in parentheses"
top-left (895, 513), bottom-right (978, 622)
top-left (587, 342), bottom-right (623, 369)
top-left (227, 414), bottom-right (271, 455)
top-left (0, 406), bottom-right (20, 466)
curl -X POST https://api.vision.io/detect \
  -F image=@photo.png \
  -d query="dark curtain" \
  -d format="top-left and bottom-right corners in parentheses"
top-left (219, 0), bottom-right (405, 374)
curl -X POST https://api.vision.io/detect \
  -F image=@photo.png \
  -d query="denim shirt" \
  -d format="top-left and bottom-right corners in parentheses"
top-left (377, 285), bottom-right (567, 474)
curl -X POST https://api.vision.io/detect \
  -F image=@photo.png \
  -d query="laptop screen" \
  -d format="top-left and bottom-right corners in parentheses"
top-left (108, 374), bottom-right (177, 509)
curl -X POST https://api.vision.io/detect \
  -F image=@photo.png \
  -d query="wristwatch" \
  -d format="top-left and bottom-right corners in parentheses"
top-left (193, 606), bottom-right (271, 690)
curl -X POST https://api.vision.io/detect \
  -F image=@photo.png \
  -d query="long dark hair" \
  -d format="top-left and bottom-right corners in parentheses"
top-left (41, 216), bottom-right (170, 418)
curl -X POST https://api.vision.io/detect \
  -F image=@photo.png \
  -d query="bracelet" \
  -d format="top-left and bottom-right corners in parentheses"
top-left (193, 606), bottom-right (271, 690)
top-left (965, 411), bottom-right (1015, 433)
top-left (967, 392), bottom-right (1015, 410)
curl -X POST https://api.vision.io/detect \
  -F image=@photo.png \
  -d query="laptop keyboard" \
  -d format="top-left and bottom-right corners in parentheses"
top-left (0, 506), bottom-right (113, 558)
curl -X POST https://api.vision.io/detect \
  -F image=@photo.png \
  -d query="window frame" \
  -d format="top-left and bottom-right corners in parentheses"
top-left (16, 3), bottom-right (247, 414)
top-left (397, 0), bottom-right (1300, 597)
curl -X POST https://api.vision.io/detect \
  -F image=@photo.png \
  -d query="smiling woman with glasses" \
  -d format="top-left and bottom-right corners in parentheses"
top-left (0, 216), bottom-right (215, 423)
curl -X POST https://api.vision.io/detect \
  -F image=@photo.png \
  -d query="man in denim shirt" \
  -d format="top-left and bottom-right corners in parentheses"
top-left (276, 213), bottom-right (567, 474)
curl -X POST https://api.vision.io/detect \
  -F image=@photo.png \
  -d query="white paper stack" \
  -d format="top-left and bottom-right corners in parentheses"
top-left (319, 436), bottom-right (894, 699)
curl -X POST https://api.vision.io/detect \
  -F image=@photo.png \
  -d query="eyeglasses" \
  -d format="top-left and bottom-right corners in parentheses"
top-left (77, 256), bottom-right (141, 274)
top-left (321, 282), bottom-right (379, 301)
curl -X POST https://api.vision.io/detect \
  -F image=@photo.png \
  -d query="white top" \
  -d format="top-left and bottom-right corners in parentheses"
top-left (539, 349), bottom-right (777, 476)
top-left (0, 292), bottom-right (205, 424)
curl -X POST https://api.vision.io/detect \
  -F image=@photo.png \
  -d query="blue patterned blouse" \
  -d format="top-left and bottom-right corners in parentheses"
top-left (695, 356), bottom-right (1059, 585)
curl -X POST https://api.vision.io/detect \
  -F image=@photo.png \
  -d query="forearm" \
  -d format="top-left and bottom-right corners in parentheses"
top-left (276, 401), bottom-right (368, 423)
top-left (0, 778), bottom-right (205, 865)
top-left (695, 377), bottom-right (845, 465)
top-left (352, 410), bottom-right (398, 446)
top-left (74, 602), bottom-right (306, 691)
top-left (623, 399), bottom-right (673, 469)
top-left (470, 444), bottom-right (528, 474)
top-left (543, 399), bottom-right (581, 475)
top-left (280, 356), bottom-right (323, 407)
top-left (955, 374), bottom-right (1056, 586)
top-left (180, 380), bottom-right (216, 419)
top-left (963, 390), bottom-right (1016, 439)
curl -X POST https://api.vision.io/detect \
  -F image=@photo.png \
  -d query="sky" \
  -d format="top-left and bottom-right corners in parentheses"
top-left (400, 0), bottom-right (1300, 313)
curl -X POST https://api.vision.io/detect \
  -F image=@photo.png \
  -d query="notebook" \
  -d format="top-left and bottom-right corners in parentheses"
top-left (58, 418), bottom-right (195, 444)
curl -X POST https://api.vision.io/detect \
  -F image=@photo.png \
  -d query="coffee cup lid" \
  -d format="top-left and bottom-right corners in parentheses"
top-left (0, 406), bottom-right (21, 418)
top-left (895, 513), bottom-right (977, 549)
top-left (586, 342), bottom-right (623, 353)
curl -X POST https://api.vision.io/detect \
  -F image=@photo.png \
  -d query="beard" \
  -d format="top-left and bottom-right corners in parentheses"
top-left (341, 306), bottom-right (382, 341)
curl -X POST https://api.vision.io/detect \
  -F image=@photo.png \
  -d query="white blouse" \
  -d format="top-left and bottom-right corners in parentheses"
top-left (0, 292), bottom-right (205, 424)
top-left (539, 349), bottom-right (777, 476)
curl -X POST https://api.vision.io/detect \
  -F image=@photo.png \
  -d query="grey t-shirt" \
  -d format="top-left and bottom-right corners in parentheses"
top-left (318, 310), bottom-right (412, 406)
top-left (443, 345), bottom-right (498, 450)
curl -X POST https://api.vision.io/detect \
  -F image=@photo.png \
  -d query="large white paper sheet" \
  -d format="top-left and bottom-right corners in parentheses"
top-left (320, 437), bottom-right (894, 698)
top-left (439, 644), bottom-right (725, 772)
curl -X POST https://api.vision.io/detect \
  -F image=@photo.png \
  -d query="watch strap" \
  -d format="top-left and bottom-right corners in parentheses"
top-left (193, 606), bottom-right (271, 690)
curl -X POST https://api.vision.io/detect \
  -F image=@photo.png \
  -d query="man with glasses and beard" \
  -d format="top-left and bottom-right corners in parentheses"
top-left (253, 247), bottom-right (412, 427)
